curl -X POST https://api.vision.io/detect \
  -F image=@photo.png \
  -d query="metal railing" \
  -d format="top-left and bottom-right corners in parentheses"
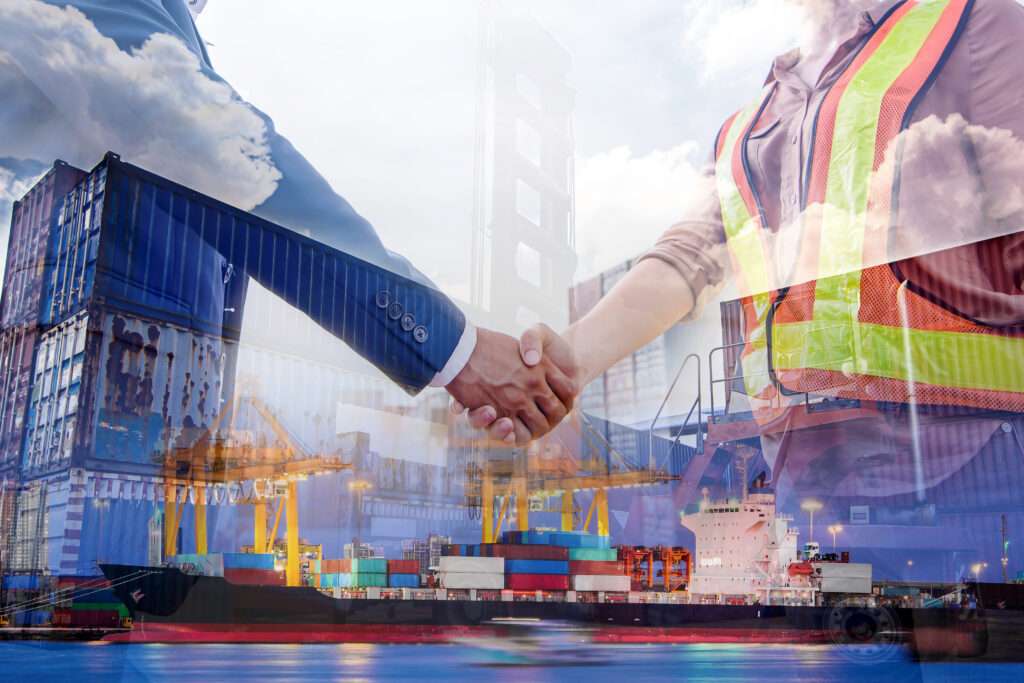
top-left (648, 353), bottom-right (703, 468)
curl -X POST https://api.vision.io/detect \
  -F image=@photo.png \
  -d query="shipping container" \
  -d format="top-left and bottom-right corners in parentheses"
top-left (2, 161), bottom-right (87, 328)
top-left (0, 327), bottom-right (40, 470)
top-left (52, 608), bottom-right (122, 628)
top-left (386, 559), bottom-right (419, 574)
top-left (351, 557), bottom-right (387, 574)
top-left (504, 574), bottom-right (570, 591)
top-left (322, 559), bottom-right (352, 574)
top-left (504, 559), bottom-right (568, 575)
top-left (223, 568), bottom-right (286, 586)
top-left (479, 543), bottom-right (568, 560)
top-left (438, 556), bottom-right (504, 574)
top-left (572, 574), bottom-right (631, 592)
top-left (387, 573), bottom-right (420, 588)
top-left (568, 548), bottom-right (618, 562)
top-left (438, 572), bottom-right (505, 590)
top-left (568, 560), bottom-right (625, 575)
top-left (222, 553), bottom-right (275, 571)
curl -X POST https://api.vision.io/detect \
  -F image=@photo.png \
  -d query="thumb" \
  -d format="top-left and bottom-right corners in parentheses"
top-left (519, 324), bottom-right (551, 366)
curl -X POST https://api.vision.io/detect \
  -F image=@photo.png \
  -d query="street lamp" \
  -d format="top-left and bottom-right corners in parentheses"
top-left (801, 499), bottom-right (824, 544)
top-left (827, 524), bottom-right (843, 551)
top-left (348, 480), bottom-right (373, 553)
top-left (971, 562), bottom-right (984, 582)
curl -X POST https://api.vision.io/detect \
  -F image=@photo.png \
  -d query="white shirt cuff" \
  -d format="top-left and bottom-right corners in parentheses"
top-left (429, 323), bottom-right (477, 388)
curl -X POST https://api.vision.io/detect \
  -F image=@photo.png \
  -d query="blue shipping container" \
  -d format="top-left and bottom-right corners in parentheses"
top-left (387, 573), bottom-right (420, 588)
top-left (2, 575), bottom-right (41, 590)
top-left (222, 553), bottom-right (276, 570)
top-left (504, 559), bottom-right (569, 575)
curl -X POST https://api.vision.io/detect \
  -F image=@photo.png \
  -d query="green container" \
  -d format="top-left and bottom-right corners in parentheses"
top-left (352, 558), bottom-right (387, 573)
top-left (71, 602), bottom-right (129, 617)
top-left (568, 548), bottom-right (618, 561)
top-left (351, 572), bottom-right (388, 588)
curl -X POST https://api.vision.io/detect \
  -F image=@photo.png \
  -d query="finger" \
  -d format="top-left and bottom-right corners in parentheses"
top-left (535, 391), bottom-right (568, 429)
top-left (450, 399), bottom-right (466, 415)
top-left (512, 418), bottom-right (533, 445)
top-left (488, 417), bottom-right (515, 442)
top-left (519, 324), bottom-right (550, 367)
top-left (467, 405), bottom-right (498, 430)
top-left (544, 367), bottom-right (577, 410)
top-left (515, 402), bottom-right (550, 441)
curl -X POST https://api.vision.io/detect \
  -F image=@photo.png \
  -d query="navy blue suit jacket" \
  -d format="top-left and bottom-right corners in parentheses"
top-left (26, 0), bottom-right (465, 393)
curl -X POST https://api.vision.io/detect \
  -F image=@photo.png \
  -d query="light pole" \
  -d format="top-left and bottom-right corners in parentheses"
top-left (827, 524), bottom-right (843, 551)
top-left (348, 480), bottom-right (372, 554)
top-left (801, 499), bottom-right (823, 545)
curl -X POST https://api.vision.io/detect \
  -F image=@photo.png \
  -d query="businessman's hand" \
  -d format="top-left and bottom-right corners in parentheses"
top-left (451, 324), bottom-right (581, 444)
top-left (446, 327), bottom-right (577, 445)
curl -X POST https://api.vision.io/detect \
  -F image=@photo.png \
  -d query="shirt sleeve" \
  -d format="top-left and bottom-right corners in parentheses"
top-left (429, 322), bottom-right (477, 388)
top-left (636, 163), bottom-right (730, 310)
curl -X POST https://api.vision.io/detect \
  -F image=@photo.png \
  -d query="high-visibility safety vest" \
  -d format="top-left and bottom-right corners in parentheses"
top-left (717, 0), bottom-right (1024, 418)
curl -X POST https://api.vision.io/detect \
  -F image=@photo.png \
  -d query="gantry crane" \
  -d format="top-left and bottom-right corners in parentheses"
top-left (160, 392), bottom-right (352, 587)
top-left (465, 413), bottom-right (679, 543)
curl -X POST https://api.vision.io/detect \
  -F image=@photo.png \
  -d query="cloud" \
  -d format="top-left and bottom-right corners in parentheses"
top-left (0, 0), bottom-right (280, 211)
top-left (573, 142), bottom-right (714, 279)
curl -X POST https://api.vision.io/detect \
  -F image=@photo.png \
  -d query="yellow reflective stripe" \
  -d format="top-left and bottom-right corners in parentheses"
top-left (773, 320), bottom-right (1024, 393)
top-left (716, 95), bottom-right (773, 296)
top-left (814, 0), bottom-right (950, 322)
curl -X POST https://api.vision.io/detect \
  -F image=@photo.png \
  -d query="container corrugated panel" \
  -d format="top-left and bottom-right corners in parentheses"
top-left (504, 559), bottom-right (569, 575)
top-left (439, 572), bottom-right (505, 590)
top-left (505, 574), bottom-right (570, 591)
top-left (438, 556), bottom-right (504, 574)
top-left (222, 553), bottom-right (275, 570)
top-left (568, 548), bottom-right (618, 562)
top-left (441, 544), bottom-right (461, 556)
top-left (0, 326), bottom-right (39, 470)
top-left (387, 559), bottom-right (419, 574)
top-left (572, 574), bottom-right (631, 592)
top-left (2, 574), bottom-right (41, 590)
top-left (481, 544), bottom-right (568, 560)
top-left (2, 162), bottom-right (87, 328)
top-left (322, 559), bottom-right (352, 574)
top-left (351, 572), bottom-right (388, 588)
top-left (224, 568), bottom-right (286, 586)
top-left (352, 558), bottom-right (387, 573)
top-left (569, 560), bottom-right (625, 575)
top-left (387, 573), bottom-right (420, 588)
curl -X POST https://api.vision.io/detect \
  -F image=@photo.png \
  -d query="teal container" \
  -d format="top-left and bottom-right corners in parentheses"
top-left (351, 572), bottom-right (388, 588)
top-left (568, 548), bottom-right (618, 561)
top-left (352, 558), bottom-right (387, 573)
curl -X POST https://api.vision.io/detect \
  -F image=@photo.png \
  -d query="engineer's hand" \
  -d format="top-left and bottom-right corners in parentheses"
top-left (451, 323), bottom-right (581, 444)
top-left (445, 326), bottom-right (577, 445)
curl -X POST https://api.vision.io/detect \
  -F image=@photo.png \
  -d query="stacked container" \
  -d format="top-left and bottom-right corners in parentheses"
top-left (438, 556), bottom-right (504, 589)
top-left (320, 558), bottom-right (388, 589)
top-left (387, 559), bottom-right (420, 588)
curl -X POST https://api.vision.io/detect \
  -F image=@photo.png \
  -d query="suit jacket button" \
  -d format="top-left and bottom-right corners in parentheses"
top-left (375, 291), bottom-right (390, 309)
top-left (401, 313), bottom-right (416, 332)
top-left (388, 302), bottom-right (404, 320)
top-left (413, 325), bottom-right (429, 344)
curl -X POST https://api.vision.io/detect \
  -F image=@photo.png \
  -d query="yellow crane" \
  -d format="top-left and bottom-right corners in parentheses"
top-left (160, 394), bottom-right (352, 587)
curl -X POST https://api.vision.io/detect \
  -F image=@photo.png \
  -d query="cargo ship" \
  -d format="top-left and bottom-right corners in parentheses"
top-left (96, 487), bottom-right (1003, 657)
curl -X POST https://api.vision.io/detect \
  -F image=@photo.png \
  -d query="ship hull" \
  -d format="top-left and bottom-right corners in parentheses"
top-left (98, 564), bottom-right (993, 656)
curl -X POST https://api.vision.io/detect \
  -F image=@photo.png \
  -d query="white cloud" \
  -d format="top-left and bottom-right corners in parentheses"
top-left (0, 0), bottom-right (280, 211)
top-left (574, 142), bottom-right (714, 279)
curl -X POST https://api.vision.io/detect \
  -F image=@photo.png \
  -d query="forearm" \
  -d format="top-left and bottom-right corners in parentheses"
top-left (564, 258), bottom-right (696, 385)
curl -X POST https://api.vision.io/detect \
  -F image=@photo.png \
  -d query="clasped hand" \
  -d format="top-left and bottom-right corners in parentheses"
top-left (446, 324), bottom-right (578, 445)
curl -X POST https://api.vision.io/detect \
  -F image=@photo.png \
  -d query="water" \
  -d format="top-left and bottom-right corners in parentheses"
top-left (2, 643), bottom-right (1022, 682)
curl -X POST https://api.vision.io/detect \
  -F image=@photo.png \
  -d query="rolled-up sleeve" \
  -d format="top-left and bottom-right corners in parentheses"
top-left (637, 164), bottom-right (730, 305)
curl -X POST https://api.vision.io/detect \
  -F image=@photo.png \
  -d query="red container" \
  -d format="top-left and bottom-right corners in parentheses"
top-left (569, 560), bottom-right (626, 575)
top-left (442, 544), bottom-right (462, 556)
top-left (387, 559), bottom-right (420, 574)
top-left (224, 568), bottom-right (287, 586)
top-left (54, 609), bottom-right (121, 628)
top-left (482, 544), bottom-right (569, 560)
top-left (322, 559), bottom-right (352, 574)
top-left (505, 574), bottom-right (570, 591)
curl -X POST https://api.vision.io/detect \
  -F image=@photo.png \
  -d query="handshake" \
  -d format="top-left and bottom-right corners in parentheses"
top-left (446, 324), bottom-right (580, 445)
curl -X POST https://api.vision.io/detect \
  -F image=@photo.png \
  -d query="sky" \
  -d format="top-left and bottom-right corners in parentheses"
top-left (194, 0), bottom-right (803, 295)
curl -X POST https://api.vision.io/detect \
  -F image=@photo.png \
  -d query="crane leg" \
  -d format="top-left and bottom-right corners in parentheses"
top-left (164, 482), bottom-right (179, 559)
top-left (561, 491), bottom-right (573, 532)
top-left (596, 488), bottom-right (609, 537)
top-left (254, 500), bottom-right (267, 554)
top-left (481, 472), bottom-right (494, 543)
top-left (286, 481), bottom-right (299, 587)
top-left (515, 478), bottom-right (529, 532)
top-left (194, 483), bottom-right (207, 555)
